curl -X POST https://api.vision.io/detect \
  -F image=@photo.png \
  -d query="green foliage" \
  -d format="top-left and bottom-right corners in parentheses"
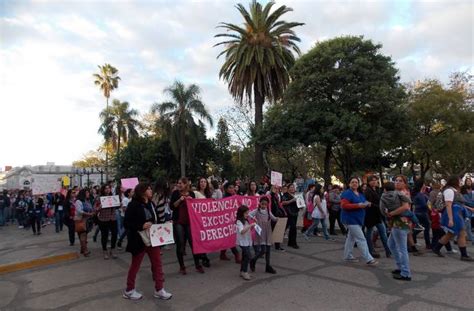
top-left (152, 81), bottom-right (213, 177)
top-left (214, 118), bottom-right (234, 177)
top-left (93, 64), bottom-right (120, 101)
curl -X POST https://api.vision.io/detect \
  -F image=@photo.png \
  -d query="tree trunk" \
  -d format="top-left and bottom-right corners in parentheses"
top-left (254, 84), bottom-right (265, 180)
top-left (180, 128), bottom-right (186, 177)
top-left (323, 143), bottom-right (332, 187)
top-left (105, 97), bottom-right (109, 183)
top-left (117, 129), bottom-right (121, 163)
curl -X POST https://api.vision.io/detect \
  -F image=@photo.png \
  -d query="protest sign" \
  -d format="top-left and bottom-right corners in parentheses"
top-left (32, 175), bottom-right (61, 195)
top-left (121, 177), bottom-right (139, 190)
top-left (187, 195), bottom-right (269, 254)
top-left (270, 171), bottom-right (283, 187)
top-left (100, 195), bottom-right (120, 208)
top-left (150, 222), bottom-right (174, 247)
top-left (271, 217), bottom-right (288, 243)
top-left (296, 193), bottom-right (306, 209)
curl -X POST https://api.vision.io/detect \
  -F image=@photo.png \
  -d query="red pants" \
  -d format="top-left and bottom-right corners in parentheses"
top-left (126, 246), bottom-right (164, 291)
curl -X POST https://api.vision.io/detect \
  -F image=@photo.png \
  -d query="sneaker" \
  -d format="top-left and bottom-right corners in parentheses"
top-left (393, 274), bottom-right (411, 281)
top-left (344, 258), bottom-right (359, 263)
top-left (446, 249), bottom-right (458, 254)
top-left (366, 260), bottom-right (379, 267)
top-left (154, 288), bottom-right (172, 300)
top-left (460, 256), bottom-right (474, 262)
top-left (179, 267), bottom-right (187, 275)
top-left (202, 259), bottom-right (211, 268)
top-left (275, 247), bottom-right (286, 252)
top-left (326, 238), bottom-right (336, 242)
top-left (196, 266), bottom-right (205, 273)
top-left (290, 245), bottom-right (300, 249)
top-left (18, 226), bottom-right (24, 229)
top-left (103, 251), bottom-right (110, 260)
top-left (241, 272), bottom-right (251, 280)
top-left (413, 224), bottom-right (424, 232)
top-left (265, 266), bottom-right (277, 274)
top-left (391, 269), bottom-right (401, 275)
top-left (123, 289), bottom-right (143, 300)
top-left (371, 252), bottom-right (381, 259)
top-left (303, 235), bottom-right (310, 241)
top-left (316, 233), bottom-right (322, 237)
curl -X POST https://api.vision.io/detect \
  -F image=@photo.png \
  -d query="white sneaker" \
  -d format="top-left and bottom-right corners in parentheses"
top-left (154, 288), bottom-right (172, 300)
top-left (122, 289), bottom-right (143, 300)
top-left (446, 249), bottom-right (459, 254)
top-left (18, 225), bottom-right (24, 229)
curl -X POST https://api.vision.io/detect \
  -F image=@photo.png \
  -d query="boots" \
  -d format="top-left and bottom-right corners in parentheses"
top-left (79, 233), bottom-right (88, 255)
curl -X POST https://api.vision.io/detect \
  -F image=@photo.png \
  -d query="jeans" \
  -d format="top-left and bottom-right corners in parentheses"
top-left (126, 246), bottom-right (164, 291)
top-left (305, 218), bottom-right (329, 239)
top-left (240, 246), bottom-right (251, 272)
top-left (413, 212), bottom-right (431, 247)
top-left (16, 210), bottom-right (26, 227)
top-left (287, 215), bottom-right (298, 246)
top-left (388, 228), bottom-right (411, 277)
top-left (173, 223), bottom-right (200, 268)
top-left (116, 210), bottom-right (124, 237)
top-left (55, 210), bottom-right (64, 232)
top-left (251, 245), bottom-right (271, 268)
top-left (344, 225), bottom-right (374, 263)
top-left (366, 222), bottom-right (390, 255)
top-left (329, 209), bottom-right (346, 234)
top-left (98, 220), bottom-right (117, 251)
top-left (465, 219), bottom-right (473, 242)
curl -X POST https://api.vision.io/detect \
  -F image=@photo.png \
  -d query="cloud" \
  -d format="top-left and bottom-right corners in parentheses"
top-left (0, 0), bottom-right (472, 168)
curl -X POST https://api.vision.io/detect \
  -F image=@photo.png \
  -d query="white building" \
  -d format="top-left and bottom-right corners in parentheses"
top-left (3, 163), bottom-right (107, 190)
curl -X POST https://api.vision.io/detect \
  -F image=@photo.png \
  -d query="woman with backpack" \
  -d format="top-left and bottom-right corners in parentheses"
top-left (432, 176), bottom-right (474, 261)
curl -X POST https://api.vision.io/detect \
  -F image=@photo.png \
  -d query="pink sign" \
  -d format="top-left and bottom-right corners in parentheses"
top-left (121, 177), bottom-right (139, 190)
top-left (186, 195), bottom-right (269, 254)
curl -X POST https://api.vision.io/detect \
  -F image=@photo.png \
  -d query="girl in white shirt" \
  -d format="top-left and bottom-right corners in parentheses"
top-left (304, 185), bottom-right (333, 241)
top-left (236, 205), bottom-right (256, 280)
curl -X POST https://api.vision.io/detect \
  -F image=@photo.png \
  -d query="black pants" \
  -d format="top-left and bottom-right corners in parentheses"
top-left (98, 220), bottom-right (117, 251)
top-left (413, 212), bottom-right (431, 247)
top-left (329, 209), bottom-right (346, 234)
top-left (287, 215), bottom-right (298, 246)
top-left (65, 218), bottom-right (75, 245)
top-left (30, 216), bottom-right (41, 234)
top-left (251, 245), bottom-right (271, 268)
top-left (240, 246), bottom-right (251, 272)
top-left (174, 223), bottom-right (200, 268)
top-left (432, 228), bottom-right (452, 251)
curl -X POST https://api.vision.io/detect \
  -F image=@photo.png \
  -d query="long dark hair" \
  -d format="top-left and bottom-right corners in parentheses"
top-left (154, 178), bottom-right (170, 198)
top-left (197, 177), bottom-right (212, 198)
top-left (246, 181), bottom-right (258, 196)
top-left (236, 205), bottom-right (249, 225)
top-left (100, 184), bottom-right (111, 196)
top-left (445, 175), bottom-right (460, 190)
top-left (133, 183), bottom-right (151, 203)
top-left (413, 179), bottom-right (425, 195)
top-left (77, 188), bottom-right (89, 203)
top-left (312, 184), bottom-right (323, 201)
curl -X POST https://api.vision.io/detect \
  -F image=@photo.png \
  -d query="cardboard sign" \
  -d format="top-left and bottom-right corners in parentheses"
top-left (271, 217), bottom-right (288, 243)
top-left (296, 193), bottom-right (306, 209)
top-left (150, 222), bottom-right (174, 247)
top-left (100, 195), bottom-right (120, 208)
top-left (121, 177), bottom-right (139, 190)
top-left (271, 171), bottom-right (283, 187)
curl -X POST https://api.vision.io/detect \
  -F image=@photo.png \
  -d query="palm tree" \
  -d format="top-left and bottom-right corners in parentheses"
top-left (98, 99), bottom-right (140, 160)
top-left (152, 81), bottom-right (213, 177)
top-left (215, 0), bottom-right (303, 178)
top-left (93, 63), bottom-right (121, 182)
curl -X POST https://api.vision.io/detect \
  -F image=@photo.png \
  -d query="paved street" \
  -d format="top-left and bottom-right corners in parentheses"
top-left (0, 223), bottom-right (473, 311)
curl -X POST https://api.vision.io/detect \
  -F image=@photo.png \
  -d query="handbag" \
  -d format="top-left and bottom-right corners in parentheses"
top-left (75, 219), bottom-right (86, 233)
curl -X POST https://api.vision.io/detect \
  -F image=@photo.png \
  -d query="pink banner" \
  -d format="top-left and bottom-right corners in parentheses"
top-left (186, 195), bottom-right (268, 254)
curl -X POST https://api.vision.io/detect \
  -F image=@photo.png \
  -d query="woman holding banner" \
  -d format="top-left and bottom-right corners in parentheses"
top-left (220, 182), bottom-right (242, 263)
top-left (123, 183), bottom-right (172, 301)
top-left (94, 184), bottom-right (118, 260)
top-left (194, 177), bottom-right (212, 268)
top-left (170, 177), bottom-right (203, 274)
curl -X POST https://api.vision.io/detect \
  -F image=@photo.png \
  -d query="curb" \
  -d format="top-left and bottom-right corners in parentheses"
top-left (0, 252), bottom-right (80, 275)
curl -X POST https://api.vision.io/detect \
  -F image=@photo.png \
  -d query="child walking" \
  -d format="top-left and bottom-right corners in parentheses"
top-left (236, 205), bottom-right (256, 280)
top-left (250, 197), bottom-right (278, 274)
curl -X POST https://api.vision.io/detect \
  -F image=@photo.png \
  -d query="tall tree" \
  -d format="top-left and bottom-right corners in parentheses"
top-left (261, 36), bottom-right (406, 185)
top-left (152, 81), bottom-right (213, 177)
top-left (215, 0), bottom-right (303, 179)
top-left (98, 99), bottom-right (140, 160)
top-left (93, 63), bottom-right (121, 181)
top-left (214, 117), bottom-right (233, 177)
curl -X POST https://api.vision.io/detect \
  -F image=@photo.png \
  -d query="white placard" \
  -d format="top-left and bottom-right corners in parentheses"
top-left (32, 175), bottom-right (61, 195)
top-left (254, 224), bottom-right (262, 236)
top-left (100, 195), bottom-right (120, 208)
top-left (271, 217), bottom-right (288, 243)
top-left (150, 223), bottom-right (175, 247)
top-left (271, 171), bottom-right (283, 187)
top-left (296, 193), bottom-right (306, 209)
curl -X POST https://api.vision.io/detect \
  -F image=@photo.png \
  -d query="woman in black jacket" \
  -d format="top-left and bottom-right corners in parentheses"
top-left (122, 183), bottom-right (172, 301)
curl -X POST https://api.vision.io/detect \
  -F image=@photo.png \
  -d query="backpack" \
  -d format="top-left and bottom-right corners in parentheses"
top-left (433, 191), bottom-right (446, 212)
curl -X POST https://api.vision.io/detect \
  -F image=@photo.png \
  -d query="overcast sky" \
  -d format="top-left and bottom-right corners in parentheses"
top-left (0, 0), bottom-right (472, 168)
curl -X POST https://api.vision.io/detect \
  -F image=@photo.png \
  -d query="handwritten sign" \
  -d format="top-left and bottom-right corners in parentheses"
top-left (100, 195), bottom-right (120, 208)
top-left (272, 217), bottom-right (288, 243)
top-left (271, 171), bottom-right (283, 187)
top-left (32, 175), bottom-right (61, 195)
top-left (150, 223), bottom-right (174, 247)
top-left (121, 177), bottom-right (139, 190)
top-left (296, 193), bottom-right (306, 209)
